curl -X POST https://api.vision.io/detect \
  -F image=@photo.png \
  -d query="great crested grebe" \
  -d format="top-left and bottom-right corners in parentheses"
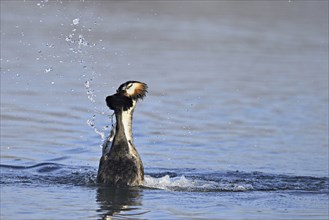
top-left (97, 81), bottom-right (148, 187)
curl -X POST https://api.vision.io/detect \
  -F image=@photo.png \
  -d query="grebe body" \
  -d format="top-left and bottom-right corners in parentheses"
top-left (97, 81), bottom-right (148, 187)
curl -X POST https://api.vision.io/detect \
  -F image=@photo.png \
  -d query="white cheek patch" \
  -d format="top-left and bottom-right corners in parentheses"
top-left (126, 83), bottom-right (140, 96)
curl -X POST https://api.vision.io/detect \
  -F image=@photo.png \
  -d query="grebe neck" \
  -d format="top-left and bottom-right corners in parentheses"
top-left (115, 107), bottom-right (134, 145)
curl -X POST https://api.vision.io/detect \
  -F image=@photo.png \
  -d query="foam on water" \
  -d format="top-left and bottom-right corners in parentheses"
top-left (143, 174), bottom-right (253, 192)
top-left (144, 175), bottom-right (192, 189)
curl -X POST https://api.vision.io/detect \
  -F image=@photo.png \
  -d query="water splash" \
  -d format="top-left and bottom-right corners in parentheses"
top-left (72, 18), bottom-right (80, 25)
top-left (143, 169), bottom-right (329, 193)
top-left (45, 67), bottom-right (53, 73)
top-left (65, 33), bottom-right (90, 54)
top-left (78, 35), bottom-right (89, 48)
top-left (144, 175), bottom-right (253, 192)
top-left (65, 17), bottom-right (90, 55)
top-left (144, 175), bottom-right (193, 189)
top-left (1, 163), bottom-right (328, 193)
top-left (86, 115), bottom-right (106, 142)
top-left (84, 79), bottom-right (96, 103)
top-left (36, 0), bottom-right (48, 8)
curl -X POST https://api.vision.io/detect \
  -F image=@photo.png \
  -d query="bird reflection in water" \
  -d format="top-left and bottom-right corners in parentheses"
top-left (96, 186), bottom-right (149, 219)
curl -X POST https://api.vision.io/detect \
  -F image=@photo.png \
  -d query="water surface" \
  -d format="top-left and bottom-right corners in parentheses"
top-left (1, 1), bottom-right (328, 219)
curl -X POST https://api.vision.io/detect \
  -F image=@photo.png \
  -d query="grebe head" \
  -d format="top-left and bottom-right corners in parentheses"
top-left (106, 81), bottom-right (148, 111)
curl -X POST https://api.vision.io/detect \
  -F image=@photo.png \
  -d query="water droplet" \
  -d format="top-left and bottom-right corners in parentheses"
top-left (73, 18), bottom-right (80, 25)
top-left (46, 43), bottom-right (54, 48)
top-left (45, 67), bottom-right (53, 73)
top-left (84, 80), bottom-right (90, 88)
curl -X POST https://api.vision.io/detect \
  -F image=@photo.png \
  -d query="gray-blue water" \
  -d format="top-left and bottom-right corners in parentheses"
top-left (1, 1), bottom-right (328, 219)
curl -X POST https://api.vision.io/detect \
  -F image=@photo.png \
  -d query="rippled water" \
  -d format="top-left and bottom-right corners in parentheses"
top-left (1, 1), bottom-right (328, 219)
